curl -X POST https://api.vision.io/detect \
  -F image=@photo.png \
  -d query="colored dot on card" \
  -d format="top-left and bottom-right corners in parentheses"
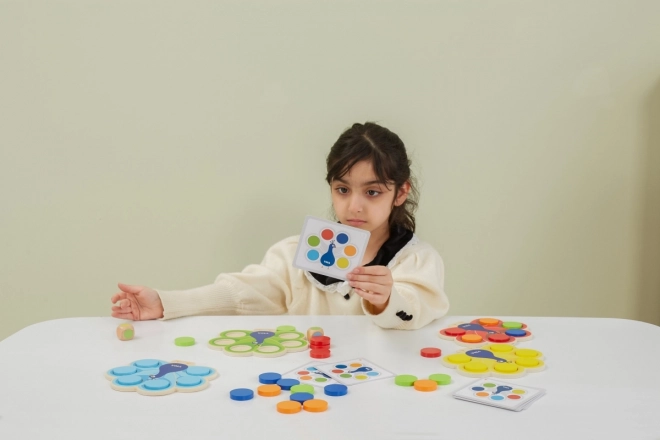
top-left (512, 389), bottom-right (526, 395)
top-left (299, 375), bottom-right (313, 381)
top-left (344, 245), bottom-right (357, 257)
top-left (483, 383), bottom-right (496, 388)
top-left (490, 395), bottom-right (505, 401)
top-left (298, 371), bottom-right (309, 375)
top-left (355, 375), bottom-right (368, 380)
top-left (472, 387), bottom-right (485, 391)
top-left (335, 364), bottom-right (347, 369)
top-left (321, 229), bottom-right (334, 240)
top-left (307, 235), bottom-right (321, 247)
top-left (336, 258), bottom-right (349, 269)
top-left (507, 394), bottom-right (522, 400)
top-left (340, 374), bottom-right (352, 378)
top-left (336, 233), bottom-right (349, 244)
top-left (475, 392), bottom-right (489, 397)
top-left (349, 363), bottom-right (362, 367)
top-left (314, 377), bottom-right (328, 382)
top-left (332, 369), bottom-right (344, 374)
top-left (307, 250), bottom-right (320, 261)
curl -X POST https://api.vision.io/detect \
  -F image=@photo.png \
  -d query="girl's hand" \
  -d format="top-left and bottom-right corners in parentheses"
top-left (346, 266), bottom-right (392, 314)
top-left (110, 283), bottom-right (164, 321)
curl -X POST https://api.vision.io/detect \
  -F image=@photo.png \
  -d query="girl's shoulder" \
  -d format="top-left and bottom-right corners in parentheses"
top-left (388, 235), bottom-right (443, 267)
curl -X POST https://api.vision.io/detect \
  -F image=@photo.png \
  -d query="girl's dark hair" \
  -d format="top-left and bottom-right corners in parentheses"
top-left (325, 122), bottom-right (419, 232)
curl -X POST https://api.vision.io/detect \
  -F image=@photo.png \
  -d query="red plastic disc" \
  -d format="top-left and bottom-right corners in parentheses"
top-left (443, 327), bottom-right (466, 336)
top-left (487, 334), bottom-right (511, 343)
top-left (310, 348), bottom-right (331, 359)
top-left (420, 347), bottom-right (442, 358)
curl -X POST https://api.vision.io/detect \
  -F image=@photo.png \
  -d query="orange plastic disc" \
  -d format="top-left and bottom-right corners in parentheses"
top-left (303, 399), bottom-right (329, 412)
top-left (461, 334), bottom-right (483, 343)
top-left (277, 400), bottom-right (302, 414)
top-left (479, 318), bottom-right (500, 326)
top-left (257, 384), bottom-right (281, 397)
top-left (414, 379), bottom-right (438, 392)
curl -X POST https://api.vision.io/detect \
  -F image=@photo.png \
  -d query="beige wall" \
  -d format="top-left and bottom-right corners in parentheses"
top-left (1, 0), bottom-right (659, 340)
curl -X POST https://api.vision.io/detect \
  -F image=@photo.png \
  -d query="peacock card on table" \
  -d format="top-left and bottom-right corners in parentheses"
top-left (293, 216), bottom-right (370, 281)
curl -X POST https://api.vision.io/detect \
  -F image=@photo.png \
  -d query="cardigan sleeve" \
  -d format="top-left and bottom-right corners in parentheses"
top-left (360, 241), bottom-right (449, 330)
top-left (156, 237), bottom-right (299, 320)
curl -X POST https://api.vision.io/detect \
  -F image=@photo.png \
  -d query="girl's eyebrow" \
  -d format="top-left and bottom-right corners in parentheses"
top-left (334, 178), bottom-right (386, 186)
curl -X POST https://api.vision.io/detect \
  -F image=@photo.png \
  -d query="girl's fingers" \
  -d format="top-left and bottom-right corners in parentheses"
top-left (110, 292), bottom-right (127, 303)
top-left (111, 311), bottom-right (134, 319)
top-left (350, 281), bottom-right (383, 295)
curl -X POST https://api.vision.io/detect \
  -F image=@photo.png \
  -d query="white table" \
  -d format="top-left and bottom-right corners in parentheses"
top-left (1, 316), bottom-right (659, 439)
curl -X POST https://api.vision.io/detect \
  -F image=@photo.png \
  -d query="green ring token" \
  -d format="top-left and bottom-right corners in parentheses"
top-left (175, 337), bottom-right (195, 347)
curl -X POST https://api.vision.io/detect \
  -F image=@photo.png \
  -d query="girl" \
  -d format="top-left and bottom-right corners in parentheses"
top-left (111, 122), bottom-right (449, 329)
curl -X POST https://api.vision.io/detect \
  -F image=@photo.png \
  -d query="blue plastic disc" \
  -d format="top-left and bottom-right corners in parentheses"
top-left (324, 384), bottom-right (348, 396)
top-left (143, 379), bottom-right (171, 391)
top-left (259, 372), bottom-right (282, 384)
top-left (276, 378), bottom-right (300, 390)
top-left (116, 375), bottom-right (143, 386)
top-left (111, 366), bottom-right (138, 376)
top-left (186, 366), bottom-right (212, 376)
top-left (290, 392), bottom-right (314, 403)
top-left (176, 376), bottom-right (203, 387)
top-left (230, 388), bottom-right (254, 401)
top-left (134, 359), bottom-right (161, 368)
top-left (505, 329), bottom-right (527, 337)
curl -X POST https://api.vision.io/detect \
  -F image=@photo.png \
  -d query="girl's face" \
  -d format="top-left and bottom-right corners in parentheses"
top-left (330, 160), bottom-right (409, 237)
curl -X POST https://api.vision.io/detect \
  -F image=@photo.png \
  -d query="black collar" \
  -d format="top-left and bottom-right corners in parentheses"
top-left (309, 224), bottom-right (414, 286)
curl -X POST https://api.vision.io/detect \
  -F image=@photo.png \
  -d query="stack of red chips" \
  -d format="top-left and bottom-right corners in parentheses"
top-left (309, 335), bottom-right (331, 359)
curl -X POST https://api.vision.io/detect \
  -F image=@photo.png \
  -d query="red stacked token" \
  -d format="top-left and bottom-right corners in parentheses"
top-left (420, 347), bottom-right (442, 358)
top-left (310, 335), bottom-right (331, 359)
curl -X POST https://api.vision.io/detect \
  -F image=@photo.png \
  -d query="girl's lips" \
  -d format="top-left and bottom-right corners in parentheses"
top-left (346, 219), bottom-right (366, 226)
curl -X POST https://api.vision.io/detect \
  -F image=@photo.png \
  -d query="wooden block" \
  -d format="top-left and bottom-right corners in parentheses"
top-left (116, 323), bottom-right (134, 341)
top-left (307, 327), bottom-right (324, 341)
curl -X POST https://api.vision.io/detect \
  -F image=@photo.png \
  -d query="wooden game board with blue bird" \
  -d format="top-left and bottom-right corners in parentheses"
top-left (438, 317), bottom-right (533, 348)
top-left (105, 359), bottom-right (218, 396)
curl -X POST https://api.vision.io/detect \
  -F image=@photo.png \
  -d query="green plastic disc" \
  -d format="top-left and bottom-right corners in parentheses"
top-left (276, 325), bottom-right (296, 332)
top-left (502, 321), bottom-right (523, 329)
top-left (290, 384), bottom-right (315, 394)
top-left (175, 337), bottom-right (195, 347)
top-left (428, 373), bottom-right (451, 385)
top-left (394, 374), bottom-right (418, 386)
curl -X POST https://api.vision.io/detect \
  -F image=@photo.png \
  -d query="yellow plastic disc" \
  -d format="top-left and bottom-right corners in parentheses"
top-left (515, 358), bottom-right (540, 367)
top-left (490, 344), bottom-right (514, 353)
top-left (479, 318), bottom-right (499, 326)
top-left (494, 363), bottom-right (519, 373)
top-left (461, 334), bottom-right (483, 343)
top-left (515, 349), bottom-right (540, 358)
top-left (303, 399), bottom-right (328, 412)
top-left (413, 379), bottom-right (438, 392)
top-left (446, 353), bottom-right (472, 364)
top-left (464, 362), bottom-right (489, 373)
top-left (257, 384), bottom-right (281, 397)
top-left (277, 401), bottom-right (302, 414)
